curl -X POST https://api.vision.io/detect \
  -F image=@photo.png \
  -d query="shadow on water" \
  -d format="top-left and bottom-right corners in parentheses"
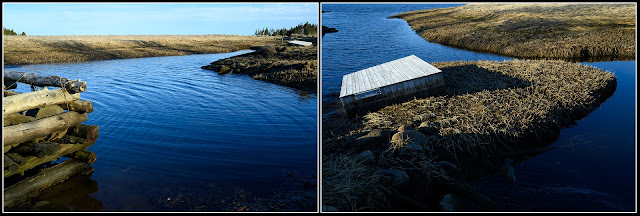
top-left (6, 174), bottom-right (103, 212)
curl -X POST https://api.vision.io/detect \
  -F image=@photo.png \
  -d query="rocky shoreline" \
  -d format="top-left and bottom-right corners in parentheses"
top-left (202, 41), bottom-right (317, 93)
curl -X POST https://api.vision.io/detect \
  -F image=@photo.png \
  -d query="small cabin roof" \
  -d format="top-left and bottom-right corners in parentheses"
top-left (287, 40), bottom-right (312, 46)
top-left (339, 55), bottom-right (442, 98)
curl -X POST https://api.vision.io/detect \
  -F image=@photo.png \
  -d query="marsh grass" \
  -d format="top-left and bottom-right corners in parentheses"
top-left (391, 3), bottom-right (636, 61)
top-left (3, 35), bottom-right (281, 65)
top-left (322, 59), bottom-right (616, 211)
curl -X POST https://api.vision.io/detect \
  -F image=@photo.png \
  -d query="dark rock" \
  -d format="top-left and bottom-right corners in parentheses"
top-left (376, 169), bottom-right (410, 188)
top-left (437, 161), bottom-right (459, 176)
top-left (322, 205), bottom-right (338, 211)
top-left (440, 193), bottom-right (463, 211)
top-left (398, 125), bottom-right (415, 132)
top-left (391, 130), bottom-right (429, 147)
top-left (357, 151), bottom-right (375, 162)
top-left (355, 129), bottom-right (393, 150)
top-left (418, 121), bottom-right (440, 136)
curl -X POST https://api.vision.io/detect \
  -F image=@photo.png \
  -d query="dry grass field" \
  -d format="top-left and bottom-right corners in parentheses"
top-left (391, 3), bottom-right (636, 61)
top-left (322, 59), bottom-right (617, 211)
top-left (3, 35), bottom-right (281, 65)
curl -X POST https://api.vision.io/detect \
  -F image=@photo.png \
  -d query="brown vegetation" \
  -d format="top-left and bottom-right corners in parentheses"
top-left (322, 59), bottom-right (616, 211)
top-left (3, 35), bottom-right (281, 65)
top-left (202, 41), bottom-right (317, 93)
top-left (391, 3), bottom-right (636, 61)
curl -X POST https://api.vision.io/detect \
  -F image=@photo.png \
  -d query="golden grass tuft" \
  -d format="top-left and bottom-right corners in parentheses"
top-left (391, 3), bottom-right (636, 61)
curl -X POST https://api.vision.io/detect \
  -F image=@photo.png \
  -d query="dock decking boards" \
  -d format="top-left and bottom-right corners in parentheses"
top-left (287, 40), bottom-right (312, 46)
top-left (339, 55), bottom-right (445, 114)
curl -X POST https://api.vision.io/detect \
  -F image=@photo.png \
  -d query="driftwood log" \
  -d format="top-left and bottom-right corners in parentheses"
top-left (4, 140), bottom-right (97, 178)
top-left (14, 146), bottom-right (46, 158)
top-left (4, 159), bottom-right (93, 207)
top-left (3, 88), bottom-right (80, 117)
top-left (4, 155), bottom-right (19, 173)
top-left (54, 135), bottom-right (95, 145)
top-left (4, 81), bottom-right (18, 90)
top-left (58, 100), bottom-right (94, 114)
top-left (3, 111), bottom-right (87, 150)
top-left (67, 124), bottom-right (100, 144)
top-left (4, 90), bottom-right (20, 97)
top-left (3, 71), bottom-right (87, 93)
top-left (5, 152), bottom-right (26, 165)
top-left (70, 150), bottom-right (97, 164)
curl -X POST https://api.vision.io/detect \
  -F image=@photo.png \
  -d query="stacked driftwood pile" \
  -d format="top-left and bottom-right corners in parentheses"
top-left (3, 71), bottom-right (99, 207)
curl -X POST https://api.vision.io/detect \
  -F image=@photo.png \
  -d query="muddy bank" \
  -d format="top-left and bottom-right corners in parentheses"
top-left (201, 42), bottom-right (317, 93)
top-left (3, 35), bottom-right (281, 65)
top-left (322, 59), bottom-right (616, 211)
top-left (391, 3), bottom-right (635, 61)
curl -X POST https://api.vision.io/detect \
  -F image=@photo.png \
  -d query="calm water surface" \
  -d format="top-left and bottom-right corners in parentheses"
top-left (5, 50), bottom-right (317, 211)
top-left (322, 4), bottom-right (635, 211)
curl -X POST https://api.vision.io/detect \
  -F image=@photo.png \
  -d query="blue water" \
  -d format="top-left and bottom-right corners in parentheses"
top-left (5, 50), bottom-right (317, 211)
top-left (322, 4), bottom-right (636, 212)
top-left (321, 3), bottom-right (510, 100)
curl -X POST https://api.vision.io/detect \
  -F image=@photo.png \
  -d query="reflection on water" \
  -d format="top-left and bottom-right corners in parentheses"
top-left (6, 174), bottom-right (102, 211)
top-left (322, 3), bottom-right (635, 212)
top-left (4, 50), bottom-right (317, 211)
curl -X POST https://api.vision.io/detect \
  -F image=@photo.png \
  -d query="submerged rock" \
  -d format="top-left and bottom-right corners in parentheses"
top-left (322, 205), bottom-right (339, 211)
top-left (501, 159), bottom-right (516, 184)
top-left (440, 193), bottom-right (463, 211)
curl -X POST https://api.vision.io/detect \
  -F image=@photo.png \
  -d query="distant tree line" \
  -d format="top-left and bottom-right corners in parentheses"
top-left (3, 27), bottom-right (26, 36)
top-left (254, 22), bottom-right (317, 36)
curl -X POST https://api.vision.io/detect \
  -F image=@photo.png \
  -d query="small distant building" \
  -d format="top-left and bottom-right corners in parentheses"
top-left (339, 55), bottom-right (445, 115)
top-left (287, 40), bottom-right (312, 46)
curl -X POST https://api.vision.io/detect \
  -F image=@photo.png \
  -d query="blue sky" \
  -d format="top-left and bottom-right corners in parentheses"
top-left (2, 3), bottom-right (318, 36)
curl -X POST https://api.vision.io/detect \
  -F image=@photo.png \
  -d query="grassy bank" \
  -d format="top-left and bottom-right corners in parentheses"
top-left (3, 35), bottom-right (281, 65)
top-left (202, 41), bottom-right (317, 93)
top-left (391, 3), bottom-right (636, 61)
top-left (322, 59), bottom-right (616, 211)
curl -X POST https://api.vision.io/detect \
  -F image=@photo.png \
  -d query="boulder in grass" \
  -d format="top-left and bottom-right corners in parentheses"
top-left (418, 121), bottom-right (440, 136)
top-left (398, 125), bottom-right (415, 132)
top-left (376, 169), bottom-right (409, 188)
top-left (357, 151), bottom-right (375, 162)
top-left (390, 130), bottom-right (429, 149)
top-left (355, 129), bottom-right (394, 149)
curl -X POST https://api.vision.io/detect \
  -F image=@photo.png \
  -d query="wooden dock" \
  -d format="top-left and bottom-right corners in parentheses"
top-left (339, 55), bottom-right (445, 114)
top-left (3, 71), bottom-right (99, 207)
top-left (287, 40), bottom-right (312, 46)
